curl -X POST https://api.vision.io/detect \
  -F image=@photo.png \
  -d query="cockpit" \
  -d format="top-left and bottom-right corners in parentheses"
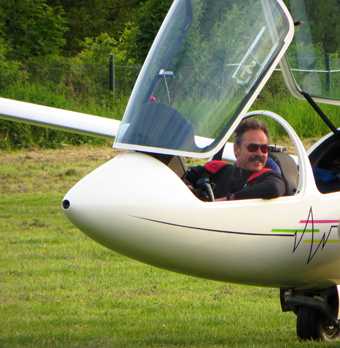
top-left (114, 0), bottom-right (340, 199)
top-left (115, 0), bottom-right (293, 158)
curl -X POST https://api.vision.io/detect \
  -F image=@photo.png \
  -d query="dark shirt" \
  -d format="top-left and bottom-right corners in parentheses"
top-left (185, 163), bottom-right (286, 200)
top-left (211, 164), bottom-right (286, 200)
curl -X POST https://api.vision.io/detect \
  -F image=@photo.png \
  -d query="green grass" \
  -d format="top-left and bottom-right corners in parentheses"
top-left (0, 146), bottom-right (336, 347)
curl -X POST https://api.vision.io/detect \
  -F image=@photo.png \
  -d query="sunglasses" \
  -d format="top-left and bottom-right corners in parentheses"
top-left (245, 143), bottom-right (269, 154)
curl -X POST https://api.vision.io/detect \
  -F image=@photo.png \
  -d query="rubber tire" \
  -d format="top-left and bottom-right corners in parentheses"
top-left (296, 307), bottom-right (320, 340)
top-left (318, 316), bottom-right (340, 342)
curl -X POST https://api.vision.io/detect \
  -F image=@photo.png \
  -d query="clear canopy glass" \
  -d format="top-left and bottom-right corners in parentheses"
top-left (115, 0), bottom-right (293, 157)
top-left (284, 0), bottom-right (340, 104)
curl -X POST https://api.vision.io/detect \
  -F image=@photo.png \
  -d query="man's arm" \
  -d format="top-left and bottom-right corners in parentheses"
top-left (233, 172), bottom-right (286, 200)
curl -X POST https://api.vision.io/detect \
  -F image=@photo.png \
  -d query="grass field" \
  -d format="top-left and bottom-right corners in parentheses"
top-left (0, 146), bottom-right (334, 347)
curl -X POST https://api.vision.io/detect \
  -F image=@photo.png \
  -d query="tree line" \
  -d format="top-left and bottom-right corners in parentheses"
top-left (0, 0), bottom-right (172, 148)
top-left (1, 0), bottom-right (340, 148)
top-left (0, 0), bottom-right (172, 62)
top-left (0, 0), bottom-right (172, 95)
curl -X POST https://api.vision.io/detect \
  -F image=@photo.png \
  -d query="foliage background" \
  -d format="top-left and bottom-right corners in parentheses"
top-left (0, 0), bottom-right (340, 148)
top-left (0, 0), bottom-right (171, 148)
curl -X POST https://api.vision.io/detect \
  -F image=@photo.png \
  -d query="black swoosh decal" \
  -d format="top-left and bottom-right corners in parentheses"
top-left (132, 216), bottom-right (294, 237)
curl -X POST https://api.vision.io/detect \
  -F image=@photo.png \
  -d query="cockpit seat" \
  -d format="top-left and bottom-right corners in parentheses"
top-left (309, 136), bottom-right (340, 193)
top-left (269, 152), bottom-right (298, 196)
top-left (266, 157), bottom-right (282, 176)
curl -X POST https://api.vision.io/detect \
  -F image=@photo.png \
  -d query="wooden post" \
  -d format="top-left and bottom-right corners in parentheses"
top-left (109, 54), bottom-right (115, 94)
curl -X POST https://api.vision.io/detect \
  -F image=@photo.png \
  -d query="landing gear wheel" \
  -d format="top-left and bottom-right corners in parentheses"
top-left (296, 307), bottom-right (319, 340)
top-left (297, 307), bottom-right (340, 341)
top-left (319, 317), bottom-right (340, 342)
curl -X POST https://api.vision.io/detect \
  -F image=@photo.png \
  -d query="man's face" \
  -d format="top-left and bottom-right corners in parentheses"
top-left (234, 129), bottom-right (269, 172)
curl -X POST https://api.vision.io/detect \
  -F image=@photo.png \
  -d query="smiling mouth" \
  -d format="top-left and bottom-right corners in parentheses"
top-left (249, 155), bottom-right (265, 164)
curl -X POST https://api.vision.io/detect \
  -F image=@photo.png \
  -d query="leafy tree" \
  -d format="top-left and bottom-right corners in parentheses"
top-left (286, 0), bottom-right (340, 54)
top-left (297, 0), bottom-right (340, 54)
top-left (47, 0), bottom-right (146, 54)
top-left (0, 7), bottom-right (4, 38)
top-left (0, 39), bottom-right (25, 90)
top-left (1, 0), bottom-right (67, 59)
top-left (66, 32), bottom-right (136, 98)
top-left (0, 0), bottom-right (182, 149)
top-left (125, 0), bottom-right (172, 63)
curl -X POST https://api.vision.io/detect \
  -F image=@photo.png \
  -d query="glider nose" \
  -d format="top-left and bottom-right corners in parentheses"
top-left (61, 157), bottom-right (122, 238)
top-left (61, 151), bottom-right (195, 253)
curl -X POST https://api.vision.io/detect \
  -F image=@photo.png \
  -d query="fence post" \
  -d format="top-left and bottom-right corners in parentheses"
top-left (109, 54), bottom-right (115, 95)
top-left (325, 53), bottom-right (331, 93)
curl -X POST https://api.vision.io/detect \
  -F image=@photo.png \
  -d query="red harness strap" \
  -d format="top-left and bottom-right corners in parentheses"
top-left (247, 168), bottom-right (272, 183)
top-left (204, 160), bottom-right (272, 183)
top-left (204, 160), bottom-right (228, 174)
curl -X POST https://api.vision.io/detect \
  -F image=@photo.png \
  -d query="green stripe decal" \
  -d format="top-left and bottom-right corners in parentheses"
top-left (272, 229), bottom-right (319, 234)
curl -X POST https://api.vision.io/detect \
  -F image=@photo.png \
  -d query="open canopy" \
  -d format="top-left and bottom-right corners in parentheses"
top-left (282, 0), bottom-right (340, 105)
top-left (115, 0), bottom-right (294, 158)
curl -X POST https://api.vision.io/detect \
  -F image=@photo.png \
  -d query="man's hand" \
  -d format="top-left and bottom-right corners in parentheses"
top-left (215, 194), bottom-right (235, 201)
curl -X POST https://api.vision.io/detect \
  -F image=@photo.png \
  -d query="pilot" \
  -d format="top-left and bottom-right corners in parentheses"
top-left (185, 119), bottom-right (286, 201)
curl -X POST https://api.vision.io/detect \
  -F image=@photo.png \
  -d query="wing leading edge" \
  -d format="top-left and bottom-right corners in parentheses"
top-left (0, 97), bottom-right (120, 139)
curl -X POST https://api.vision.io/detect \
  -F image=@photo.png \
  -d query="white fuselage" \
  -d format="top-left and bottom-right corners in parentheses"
top-left (63, 151), bottom-right (340, 290)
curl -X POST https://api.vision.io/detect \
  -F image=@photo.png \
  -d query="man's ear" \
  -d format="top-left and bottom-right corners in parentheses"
top-left (234, 143), bottom-right (240, 158)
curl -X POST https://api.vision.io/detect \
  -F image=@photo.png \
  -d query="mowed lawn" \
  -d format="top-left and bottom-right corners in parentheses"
top-left (0, 146), bottom-right (329, 348)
